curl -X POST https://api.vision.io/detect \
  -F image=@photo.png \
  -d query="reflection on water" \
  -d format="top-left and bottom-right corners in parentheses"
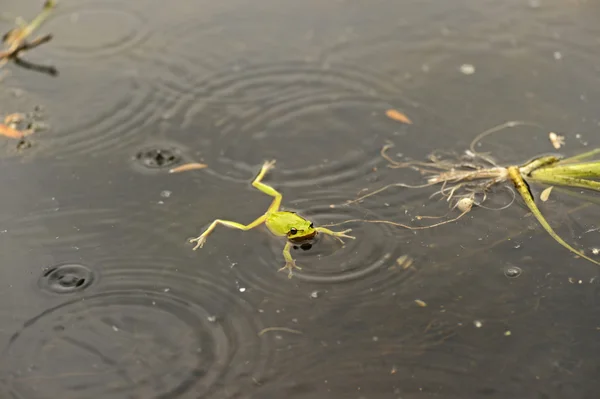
top-left (1, 0), bottom-right (600, 397)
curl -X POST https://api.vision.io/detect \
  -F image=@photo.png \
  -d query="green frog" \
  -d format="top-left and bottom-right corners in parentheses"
top-left (189, 160), bottom-right (355, 278)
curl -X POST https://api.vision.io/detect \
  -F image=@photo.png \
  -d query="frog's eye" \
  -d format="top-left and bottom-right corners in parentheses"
top-left (309, 223), bottom-right (314, 228)
top-left (290, 228), bottom-right (298, 235)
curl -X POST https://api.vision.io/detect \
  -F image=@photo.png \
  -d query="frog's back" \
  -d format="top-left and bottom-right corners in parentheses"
top-left (265, 211), bottom-right (310, 237)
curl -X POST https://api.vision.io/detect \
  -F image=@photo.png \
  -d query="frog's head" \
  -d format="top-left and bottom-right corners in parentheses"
top-left (286, 217), bottom-right (317, 243)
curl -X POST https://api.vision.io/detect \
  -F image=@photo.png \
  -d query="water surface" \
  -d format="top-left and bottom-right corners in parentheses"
top-left (1, 0), bottom-right (600, 398)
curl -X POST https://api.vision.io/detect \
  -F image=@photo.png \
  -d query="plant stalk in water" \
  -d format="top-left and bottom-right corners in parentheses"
top-left (334, 121), bottom-right (600, 267)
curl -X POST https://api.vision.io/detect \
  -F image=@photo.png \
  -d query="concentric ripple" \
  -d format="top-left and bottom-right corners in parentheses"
top-left (232, 190), bottom-right (413, 301)
top-left (0, 204), bottom-right (120, 250)
top-left (38, 263), bottom-right (96, 294)
top-left (153, 61), bottom-right (413, 185)
top-left (1, 256), bottom-right (275, 399)
top-left (0, 198), bottom-right (182, 258)
top-left (42, 1), bottom-right (150, 60)
top-left (35, 64), bottom-right (168, 163)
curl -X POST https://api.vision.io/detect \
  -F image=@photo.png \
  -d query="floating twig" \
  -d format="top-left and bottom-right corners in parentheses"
top-left (1, 1), bottom-right (56, 70)
top-left (258, 327), bottom-right (303, 336)
top-left (169, 162), bottom-right (208, 173)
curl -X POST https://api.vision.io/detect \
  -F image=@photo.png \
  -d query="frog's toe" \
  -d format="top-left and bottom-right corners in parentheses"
top-left (278, 261), bottom-right (301, 278)
top-left (189, 236), bottom-right (207, 250)
top-left (264, 159), bottom-right (277, 169)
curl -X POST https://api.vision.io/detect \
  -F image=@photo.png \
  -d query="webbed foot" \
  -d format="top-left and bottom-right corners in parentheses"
top-left (278, 259), bottom-right (302, 279)
top-left (189, 235), bottom-right (207, 250)
top-left (262, 159), bottom-right (276, 171)
top-left (333, 228), bottom-right (356, 243)
top-left (316, 227), bottom-right (356, 244)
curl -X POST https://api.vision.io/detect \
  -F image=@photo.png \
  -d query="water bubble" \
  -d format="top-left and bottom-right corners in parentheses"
top-left (460, 64), bottom-right (475, 75)
top-left (504, 266), bottom-right (522, 279)
top-left (134, 147), bottom-right (181, 169)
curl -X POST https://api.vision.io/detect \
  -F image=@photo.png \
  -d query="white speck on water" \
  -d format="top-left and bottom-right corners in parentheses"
top-left (528, 0), bottom-right (541, 8)
top-left (474, 320), bottom-right (483, 328)
top-left (239, 287), bottom-right (246, 292)
top-left (160, 190), bottom-right (172, 198)
top-left (112, 325), bottom-right (119, 332)
top-left (460, 64), bottom-right (475, 75)
top-left (372, 336), bottom-right (379, 342)
top-left (553, 51), bottom-right (562, 60)
top-left (207, 315), bottom-right (216, 323)
top-left (591, 248), bottom-right (600, 255)
top-left (310, 291), bottom-right (320, 299)
top-left (163, 288), bottom-right (170, 292)
top-left (504, 330), bottom-right (512, 336)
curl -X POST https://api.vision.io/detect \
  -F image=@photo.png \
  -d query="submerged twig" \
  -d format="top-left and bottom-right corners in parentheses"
top-left (13, 54), bottom-right (57, 76)
top-left (469, 120), bottom-right (544, 166)
top-left (323, 208), bottom-right (471, 231)
top-left (345, 181), bottom-right (439, 205)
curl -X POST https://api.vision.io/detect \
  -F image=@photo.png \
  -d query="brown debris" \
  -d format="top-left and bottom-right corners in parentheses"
top-left (0, 123), bottom-right (33, 139)
top-left (385, 109), bottom-right (413, 124)
top-left (169, 162), bottom-right (208, 173)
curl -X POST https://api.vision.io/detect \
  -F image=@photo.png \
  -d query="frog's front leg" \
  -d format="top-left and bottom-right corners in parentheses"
top-left (315, 227), bottom-right (355, 244)
top-left (278, 242), bottom-right (302, 279)
top-left (189, 215), bottom-right (267, 250)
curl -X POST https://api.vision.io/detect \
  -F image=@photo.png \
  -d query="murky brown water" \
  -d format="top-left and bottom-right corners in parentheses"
top-left (1, 0), bottom-right (600, 398)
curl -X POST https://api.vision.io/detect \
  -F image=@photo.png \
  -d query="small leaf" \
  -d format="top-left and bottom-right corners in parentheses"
top-left (385, 109), bottom-right (413, 124)
top-left (540, 186), bottom-right (553, 202)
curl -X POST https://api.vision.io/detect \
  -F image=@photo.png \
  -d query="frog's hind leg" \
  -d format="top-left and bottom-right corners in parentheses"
top-left (189, 215), bottom-right (267, 250)
top-left (278, 241), bottom-right (302, 279)
top-left (252, 160), bottom-right (282, 212)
